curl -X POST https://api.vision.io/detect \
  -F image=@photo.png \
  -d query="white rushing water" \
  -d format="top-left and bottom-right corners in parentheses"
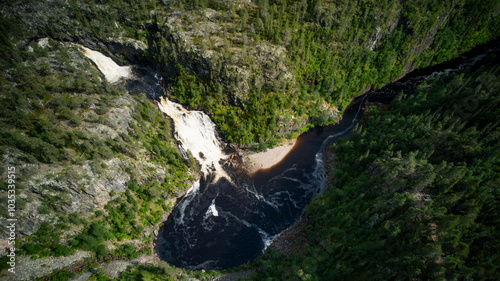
top-left (158, 97), bottom-right (231, 182)
top-left (79, 45), bottom-right (130, 83)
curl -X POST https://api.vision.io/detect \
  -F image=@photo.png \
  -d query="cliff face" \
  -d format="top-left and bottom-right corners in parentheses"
top-left (0, 92), bottom-right (169, 234)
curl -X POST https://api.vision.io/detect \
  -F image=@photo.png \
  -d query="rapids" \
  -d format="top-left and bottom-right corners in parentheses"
top-left (155, 96), bottom-right (367, 270)
top-left (157, 97), bottom-right (231, 182)
top-left (155, 42), bottom-right (498, 270)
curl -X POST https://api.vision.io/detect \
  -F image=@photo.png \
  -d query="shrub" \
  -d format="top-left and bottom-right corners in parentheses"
top-left (50, 270), bottom-right (75, 281)
top-left (95, 244), bottom-right (107, 258)
top-left (89, 222), bottom-right (113, 241)
top-left (52, 244), bottom-right (75, 257)
top-left (115, 243), bottom-right (139, 258)
top-left (23, 243), bottom-right (44, 255)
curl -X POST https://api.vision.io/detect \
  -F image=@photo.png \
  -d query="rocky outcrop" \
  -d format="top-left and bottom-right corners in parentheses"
top-left (0, 1), bottom-right (497, 278)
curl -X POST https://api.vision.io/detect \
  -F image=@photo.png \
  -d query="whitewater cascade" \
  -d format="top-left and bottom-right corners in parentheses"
top-left (76, 45), bottom-right (229, 181)
top-left (158, 97), bottom-right (230, 182)
top-left (79, 45), bottom-right (130, 83)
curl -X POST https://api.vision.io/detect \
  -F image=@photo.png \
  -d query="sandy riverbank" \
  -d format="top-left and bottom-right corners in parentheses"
top-left (245, 139), bottom-right (297, 174)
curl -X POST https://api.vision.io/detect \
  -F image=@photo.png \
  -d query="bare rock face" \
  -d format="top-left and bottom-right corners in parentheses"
top-left (105, 38), bottom-right (148, 64)
top-left (0, 3), bottom-right (494, 276)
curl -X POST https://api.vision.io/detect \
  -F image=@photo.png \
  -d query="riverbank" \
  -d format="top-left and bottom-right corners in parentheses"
top-left (245, 139), bottom-right (297, 174)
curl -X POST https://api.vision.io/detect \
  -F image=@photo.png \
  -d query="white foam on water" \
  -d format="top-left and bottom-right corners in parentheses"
top-left (221, 210), bottom-right (275, 249)
top-left (207, 199), bottom-right (219, 217)
top-left (242, 182), bottom-right (281, 211)
top-left (186, 180), bottom-right (201, 196)
top-left (311, 95), bottom-right (367, 194)
top-left (201, 199), bottom-right (219, 231)
top-left (258, 228), bottom-right (275, 248)
top-left (178, 181), bottom-right (200, 225)
top-left (426, 48), bottom-right (498, 80)
top-left (191, 259), bottom-right (218, 270)
top-left (158, 97), bottom-right (231, 182)
top-left (79, 45), bottom-right (130, 83)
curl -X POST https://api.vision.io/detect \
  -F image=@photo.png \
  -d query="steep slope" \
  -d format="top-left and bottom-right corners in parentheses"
top-left (2, 0), bottom-right (499, 147)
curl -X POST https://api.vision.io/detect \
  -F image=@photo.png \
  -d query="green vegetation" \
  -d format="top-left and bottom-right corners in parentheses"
top-left (2, 0), bottom-right (498, 146)
top-left (0, 35), bottom-right (133, 165)
top-left (252, 56), bottom-right (500, 280)
top-left (115, 263), bottom-right (221, 281)
top-left (0, 256), bottom-right (12, 272)
top-left (0, 19), bottom-right (195, 263)
top-left (36, 255), bottom-right (221, 281)
top-left (20, 177), bottom-right (180, 259)
top-left (22, 222), bottom-right (76, 258)
top-left (42, 270), bottom-right (76, 281)
top-left (147, 0), bottom-right (500, 145)
top-left (100, 180), bottom-right (176, 241)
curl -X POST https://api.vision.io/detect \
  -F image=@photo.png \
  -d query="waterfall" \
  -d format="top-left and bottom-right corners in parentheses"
top-left (157, 97), bottom-right (230, 182)
top-left (76, 44), bottom-right (230, 181)
top-left (79, 45), bottom-right (130, 83)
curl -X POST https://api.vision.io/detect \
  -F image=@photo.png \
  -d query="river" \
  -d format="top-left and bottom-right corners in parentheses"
top-left (151, 41), bottom-right (499, 270)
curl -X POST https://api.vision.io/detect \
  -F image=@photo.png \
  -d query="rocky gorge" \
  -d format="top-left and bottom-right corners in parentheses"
top-left (0, 0), bottom-right (499, 280)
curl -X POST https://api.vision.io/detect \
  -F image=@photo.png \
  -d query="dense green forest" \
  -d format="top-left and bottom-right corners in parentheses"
top-left (2, 0), bottom-right (498, 147)
top-left (152, 0), bottom-right (500, 146)
top-left (252, 56), bottom-right (500, 280)
top-left (0, 36), bottom-right (218, 279)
